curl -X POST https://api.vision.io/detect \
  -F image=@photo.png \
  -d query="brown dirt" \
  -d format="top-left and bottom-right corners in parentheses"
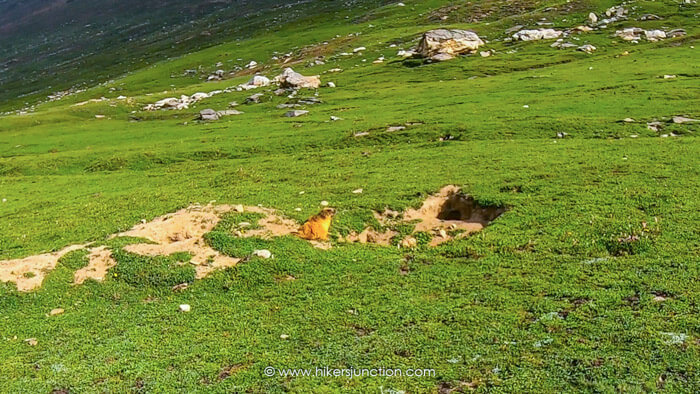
top-left (0, 244), bottom-right (87, 291)
top-left (74, 246), bottom-right (116, 285)
top-left (343, 228), bottom-right (398, 246)
top-left (117, 204), bottom-right (242, 279)
top-left (358, 185), bottom-right (505, 247)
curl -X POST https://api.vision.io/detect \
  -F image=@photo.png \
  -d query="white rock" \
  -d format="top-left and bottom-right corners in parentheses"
top-left (330, 116), bottom-right (342, 121)
top-left (320, 200), bottom-right (329, 206)
top-left (284, 110), bottom-right (309, 117)
top-left (280, 334), bottom-right (290, 339)
top-left (327, 82), bottom-right (336, 88)
top-left (253, 249), bottom-right (273, 259)
top-left (578, 44), bottom-right (596, 53)
top-left (353, 47), bottom-right (366, 53)
top-left (417, 29), bottom-right (484, 60)
top-left (352, 188), bottom-right (363, 194)
top-left (512, 29), bottom-right (562, 41)
top-left (246, 60), bottom-right (258, 69)
top-left (179, 304), bottom-right (191, 312)
top-left (664, 75), bottom-right (677, 79)
top-left (480, 51), bottom-right (491, 57)
top-left (645, 30), bottom-right (666, 42)
top-left (588, 12), bottom-right (598, 25)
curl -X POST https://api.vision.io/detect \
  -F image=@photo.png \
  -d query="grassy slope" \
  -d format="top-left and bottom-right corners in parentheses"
top-left (0, 0), bottom-right (699, 392)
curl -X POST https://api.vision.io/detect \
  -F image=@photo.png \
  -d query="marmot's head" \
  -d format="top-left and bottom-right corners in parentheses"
top-left (320, 208), bottom-right (336, 218)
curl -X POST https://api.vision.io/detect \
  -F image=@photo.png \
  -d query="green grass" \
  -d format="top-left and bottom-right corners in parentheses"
top-left (0, 0), bottom-right (698, 392)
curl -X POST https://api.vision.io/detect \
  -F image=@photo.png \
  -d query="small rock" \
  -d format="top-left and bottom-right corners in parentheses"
top-left (49, 308), bottom-right (64, 316)
top-left (253, 249), bottom-right (273, 259)
top-left (523, 105), bottom-right (529, 108)
top-left (352, 188), bottom-right (363, 194)
top-left (353, 47), bottom-right (366, 53)
top-left (663, 75), bottom-right (677, 79)
top-left (320, 201), bottom-right (329, 206)
top-left (387, 126), bottom-right (406, 132)
top-left (233, 204), bottom-right (245, 213)
top-left (199, 109), bottom-right (218, 121)
top-left (280, 334), bottom-right (290, 340)
top-left (672, 116), bottom-right (699, 124)
top-left (216, 110), bottom-right (243, 117)
top-left (588, 12), bottom-right (598, 25)
top-left (25, 338), bottom-right (38, 346)
top-left (438, 229), bottom-right (448, 238)
top-left (480, 51), bottom-right (491, 57)
top-left (284, 110), bottom-right (309, 117)
top-left (179, 304), bottom-right (191, 312)
top-left (95, 115), bottom-right (105, 119)
top-left (652, 295), bottom-right (667, 302)
top-left (172, 283), bottom-right (189, 292)
top-left (622, 118), bottom-right (635, 123)
top-left (330, 116), bottom-right (342, 121)
top-left (647, 121), bottom-right (663, 132)
top-left (294, 208), bottom-right (302, 212)
top-left (327, 82), bottom-right (336, 88)
top-left (578, 44), bottom-right (596, 54)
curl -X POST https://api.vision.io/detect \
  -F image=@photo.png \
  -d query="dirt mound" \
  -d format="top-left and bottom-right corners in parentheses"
top-left (118, 204), bottom-right (241, 279)
top-left (345, 185), bottom-right (505, 247)
top-left (74, 246), bottom-right (116, 285)
top-left (0, 244), bottom-right (88, 291)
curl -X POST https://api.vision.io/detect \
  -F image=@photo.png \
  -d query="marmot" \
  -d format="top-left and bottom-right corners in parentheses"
top-left (295, 208), bottom-right (336, 241)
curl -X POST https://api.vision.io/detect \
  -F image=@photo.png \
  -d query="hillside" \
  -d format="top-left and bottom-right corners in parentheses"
top-left (0, 0), bottom-right (698, 392)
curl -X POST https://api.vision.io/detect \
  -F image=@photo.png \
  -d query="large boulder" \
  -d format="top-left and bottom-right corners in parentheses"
top-left (274, 68), bottom-right (321, 89)
top-left (416, 29), bottom-right (484, 61)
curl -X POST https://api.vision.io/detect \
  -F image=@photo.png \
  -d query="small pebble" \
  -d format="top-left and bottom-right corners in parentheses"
top-left (352, 188), bottom-right (363, 194)
top-left (280, 334), bottom-right (290, 340)
top-left (49, 308), bottom-right (64, 316)
top-left (253, 249), bottom-right (273, 259)
top-left (179, 304), bottom-right (191, 313)
top-left (320, 201), bottom-right (329, 206)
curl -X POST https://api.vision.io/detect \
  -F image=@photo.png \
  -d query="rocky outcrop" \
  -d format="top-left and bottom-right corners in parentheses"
top-left (416, 29), bottom-right (485, 61)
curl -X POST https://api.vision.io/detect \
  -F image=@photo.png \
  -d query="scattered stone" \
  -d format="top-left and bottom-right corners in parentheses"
top-left (284, 110), bottom-right (309, 117)
top-left (320, 201), bottom-right (329, 206)
top-left (512, 29), bottom-right (562, 41)
top-left (416, 29), bottom-right (485, 61)
top-left (387, 126), bottom-right (406, 132)
top-left (245, 93), bottom-right (264, 104)
top-left (25, 338), bottom-right (38, 346)
top-left (352, 188), bottom-right (363, 194)
top-left (578, 44), bottom-right (596, 54)
top-left (652, 295), bottom-right (667, 302)
top-left (621, 118), bottom-right (635, 123)
top-left (556, 132), bottom-right (569, 138)
top-left (571, 25), bottom-right (593, 33)
top-left (274, 68), bottom-right (321, 89)
top-left (277, 103), bottom-right (300, 109)
top-left (245, 60), bottom-right (258, 69)
top-left (588, 12), bottom-right (598, 25)
top-left (505, 25), bottom-right (524, 34)
top-left (179, 304), bottom-right (191, 313)
top-left (353, 47), bottom-right (366, 53)
top-left (172, 283), bottom-right (189, 292)
top-left (199, 109), bottom-right (219, 121)
top-left (49, 308), bottom-right (64, 316)
top-left (233, 205), bottom-right (245, 213)
top-left (667, 29), bottom-right (686, 38)
top-left (229, 101), bottom-right (239, 107)
top-left (672, 116), bottom-right (699, 124)
top-left (327, 82), bottom-right (336, 88)
top-left (330, 116), bottom-right (342, 121)
top-left (645, 30), bottom-right (666, 42)
top-left (397, 49), bottom-right (416, 58)
top-left (280, 334), bottom-right (290, 340)
top-left (647, 121), bottom-right (664, 132)
top-left (639, 14), bottom-right (661, 21)
top-left (354, 132), bottom-right (369, 137)
top-left (615, 27), bottom-right (644, 41)
top-left (373, 57), bottom-right (385, 64)
top-left (94, 115), bottom-right (105, 119)
top-left (253, 249), bottom-right (273, 259)
top-left (480, 51), bottom-right (491, 57)
top-left (217, 110), bottom-right (243, 117)
top-left (663, 75), bottom-right (677, 79)
top-left (239, 75), bottom-right (270, 90)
